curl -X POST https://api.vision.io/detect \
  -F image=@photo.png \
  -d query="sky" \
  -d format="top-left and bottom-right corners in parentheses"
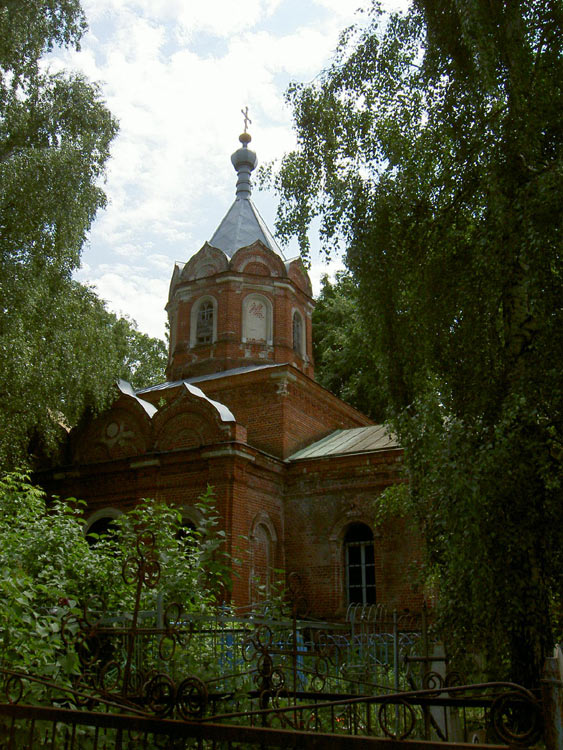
top-left (48, 0), bottom-right (407, 340)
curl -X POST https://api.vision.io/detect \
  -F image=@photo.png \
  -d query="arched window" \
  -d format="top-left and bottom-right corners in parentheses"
top-left (190, 296), bottom-right (217, 347)
top-left (250, 523), bottom-right (273, 601)
top-left (249, 513), bottom-right (277, 604)
top-left (242, 294), bottom-right (273, 344)
top-left (84, 508), bottom-right (122, 546)
top-left (344, 523), bottom-right (376, 605)
top-left (292, 310), bottom-right (304, 356)
top-left (196, 301), bottom-right (213, 344)
top-left (177, 518), bottom-right (198, 551)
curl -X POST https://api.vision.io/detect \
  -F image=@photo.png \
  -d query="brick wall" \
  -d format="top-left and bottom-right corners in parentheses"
top-left (41, 434), bottom-right (423, 619)
top-left (167, 241), bottom-right (314, 380)
top-left (39, 227), bottom-right (424, 621)
top-left (179, 365), bottom-right (373, 459)
top-left (284, 449), bottom-right (424, 619)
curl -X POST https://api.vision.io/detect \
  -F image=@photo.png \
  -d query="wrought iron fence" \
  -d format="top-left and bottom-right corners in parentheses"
top-left (0, 683), bottom-right (543, 749)
top-left (0, 531), bottom-right (544, 748)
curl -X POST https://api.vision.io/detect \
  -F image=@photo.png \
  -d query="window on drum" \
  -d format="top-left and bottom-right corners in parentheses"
top-left (196, 301), bottom-right (214, 344)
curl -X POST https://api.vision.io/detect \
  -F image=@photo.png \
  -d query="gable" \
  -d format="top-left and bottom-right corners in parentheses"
top-left (180, 243), bottom-right (229, 282)
top-left (230, 241), bottom-right (286, 278)
top-left (152, 383), bottom-right (240, 452)
top-left (70, 383), bottom-right (154, 464)
top-left (287, 258), bottom-right (313, 296)
top-left (70, 380), bottom-right (243, 465)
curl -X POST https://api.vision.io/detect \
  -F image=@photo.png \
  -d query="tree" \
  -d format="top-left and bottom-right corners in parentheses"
top-left (0, 2), bottom-right (166, 469)
top-left (274, 1), bottom-right (563, 686)
top-left (114, 316), bottom-right (168, 390)
top-left (0, 274), bottom-right (168, 469)
top-left (0, 1), bottom-right (116, 278)
top-left (0, 471), bottom-right (231, 702)
top-left (313, 271), bottom-right (387, 420)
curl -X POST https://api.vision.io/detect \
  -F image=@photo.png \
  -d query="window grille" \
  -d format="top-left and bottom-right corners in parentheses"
top-left (196, 301), bottom-right (214, 344)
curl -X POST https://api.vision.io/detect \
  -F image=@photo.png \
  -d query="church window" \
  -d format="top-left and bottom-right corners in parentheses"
top-left (293, 311), bottom-right (304, 356)
top-left (249, 513), bottom-right (277, 604)
top-left (190, 296), bottom-right (217, 348)
top-left (196, 301), bottom-right (214, 344)
top-left (242, 294), bottom-right (272, 344)
top-left (177, 518), bottom-right (198, 553)
top-left (250, 523), bottom-right (272, 601)
top-left (344, 523), bottom-right (376, 605)
top-left (85, 509), bottom-right (122, 546)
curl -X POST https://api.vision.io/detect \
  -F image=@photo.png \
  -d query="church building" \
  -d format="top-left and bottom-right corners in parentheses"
top-left (42, 131), bottom-right (423, 620)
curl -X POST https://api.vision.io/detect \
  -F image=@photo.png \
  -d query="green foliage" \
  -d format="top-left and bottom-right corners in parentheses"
top-left (275, 1), bottom-right (563, 685)
top-left (0, 277), bottom-right (167, 468)
top-left (0, 471), bottom-right (100, 699)
top-left (313, 271), bottom-right (387, 419)
top-left (0, 1), bottom-right (167, 469)
top-left (0, 0), bottom-right (117, 276)
top-left (103, 485), bottom-right (233, 611)
top-left (371, 482), bottom-right (410, 530)
top-left (114, 316), bottom-right (167, 390)
top-left (0, 472), bottom-right (231, 698)
top-left (0, 1), bottom-right (86, 78)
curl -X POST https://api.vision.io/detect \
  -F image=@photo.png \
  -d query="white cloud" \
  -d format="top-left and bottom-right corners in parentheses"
top-left (87, 270), bottom-right (169, 338)
top-left (148, 253), bottom-right (173, 271)
top-left (114, 242), bottom-right (143, 259)
top-left (309, 255), bottom-right (345, 297)
top-left (82, 0), bottom-right (284, 37)
top-left (56, 0), bottom-right (403, 338)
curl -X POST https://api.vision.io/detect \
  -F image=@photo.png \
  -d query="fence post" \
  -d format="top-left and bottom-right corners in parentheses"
top-left (422, 601), bottom-right (430, 739)
top-left (542, 645), bottom-right (563, 750)
top-left (393, 609), bottom-right (399, 735)
top-left (156, 592), bottom-right (164, 630)
top-left (393, 610), bottom-right (399, 693)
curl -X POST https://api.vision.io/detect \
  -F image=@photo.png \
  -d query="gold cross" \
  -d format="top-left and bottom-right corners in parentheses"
top-left (241, 106), bottom-right (252, 133)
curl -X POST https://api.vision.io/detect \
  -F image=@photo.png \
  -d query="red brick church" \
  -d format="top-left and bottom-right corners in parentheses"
top-left (43, 132), bottom-right (422, 619)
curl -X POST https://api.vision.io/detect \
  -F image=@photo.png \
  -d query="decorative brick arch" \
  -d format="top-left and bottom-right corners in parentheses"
top-left (152, 383), bottom-right (237, 452)
top-left (249, 511), bottom-right (278, 602)
top-left (230, 241), bottom-right (286, 278)
top-left (178, 504), bottom-right (203, 528)
top-left (181, 243), bottom-right (228, 281)
top-left (84, 507), bottom-right (122, 538)
top-left (287, 258), bottom-right (313, 296)
top-left (329, 514), bottom-right (381, 610)
top-left (71, 382), bottom-right (155, 465)
top-left (241, 260), bottom-right (271, 276)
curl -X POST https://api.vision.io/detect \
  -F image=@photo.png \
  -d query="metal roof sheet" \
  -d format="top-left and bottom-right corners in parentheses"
top-left (287, 425), bottom-right (399, 461)
top-left (136, 364), bottom-right (279, 395)
top-left (117, 379), bottom-right (233, 422)
top-left (118, 379), bottom-right (157, 417)
top-left (208, 197), bottom-right (285, 259)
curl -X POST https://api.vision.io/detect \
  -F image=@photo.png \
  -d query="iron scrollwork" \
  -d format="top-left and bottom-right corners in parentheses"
top-left (57, 529), bottom-right (207, 720)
